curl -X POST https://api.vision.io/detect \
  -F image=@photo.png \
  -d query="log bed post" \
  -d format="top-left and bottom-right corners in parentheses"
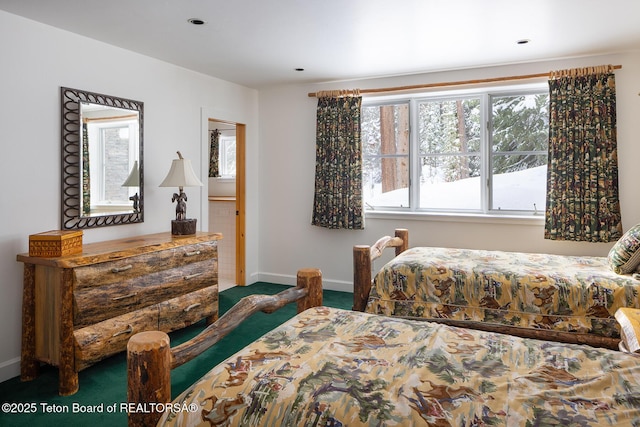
top-left (127, 331), bottom-right (171, 427)
top-left (296, 267), bottom-right (323, 313)
top-left (353, 245), bottom-right (372, 312)
top-left (127, 268), bottom-right (323, 427)
top-left (353, 229), bottom-right (408, 312)
top-left (395, 228), bottom-right (409, 255)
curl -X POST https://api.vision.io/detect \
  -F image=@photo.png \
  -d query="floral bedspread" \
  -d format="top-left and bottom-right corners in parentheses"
top-left (366, 247), bottom-right (640, 338)
top-left (160, 306), bottom-right (640, 426)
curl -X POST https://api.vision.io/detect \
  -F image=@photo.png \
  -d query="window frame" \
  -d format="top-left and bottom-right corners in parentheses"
top-left (218, 134), bottom-right (237, 178)
top-left (362, 83), bottom-right (549, 219)
top-left (87, 119), bottom-right (139, 209)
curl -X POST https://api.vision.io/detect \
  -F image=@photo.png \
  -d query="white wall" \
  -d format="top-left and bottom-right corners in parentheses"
top-left (258, 51), bottom-right (640, 291)
top-left (0, 11), bottom-right (258, 382)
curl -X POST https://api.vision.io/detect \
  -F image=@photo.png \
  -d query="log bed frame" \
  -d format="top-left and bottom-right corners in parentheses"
top-left (126, 268), bottom-right (323, 427)
top-left (352, 228), bottom-right (621, 350)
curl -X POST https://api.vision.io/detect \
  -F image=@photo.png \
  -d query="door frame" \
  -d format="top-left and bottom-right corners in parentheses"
top-left (206, 118), bottom-right (246, 286)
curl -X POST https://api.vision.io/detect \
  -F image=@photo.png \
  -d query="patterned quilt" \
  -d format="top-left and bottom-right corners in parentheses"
top-left (159, 307), bottom-right (640, 426)
top-left (366, 247), bottom-right (640, 338)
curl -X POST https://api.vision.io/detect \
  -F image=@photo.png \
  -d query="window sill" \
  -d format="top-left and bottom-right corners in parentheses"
top-left (365, 210), bottom-right (545, 226)
top-left (208, 196), bottom-right (236, 202)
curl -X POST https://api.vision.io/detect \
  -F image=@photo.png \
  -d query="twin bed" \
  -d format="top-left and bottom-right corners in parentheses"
top-left (354, 229), bottom-right (640, 349)
top-left (127, 230), bottom-right (640, 426)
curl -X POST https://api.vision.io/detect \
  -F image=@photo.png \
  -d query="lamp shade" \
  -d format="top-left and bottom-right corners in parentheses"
top-left (159, 152), bottom-right (203, 188)
top-left (122, 160), bottom-right (140, 187)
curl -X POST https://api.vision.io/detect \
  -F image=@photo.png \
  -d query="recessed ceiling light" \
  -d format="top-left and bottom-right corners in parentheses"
top-left (188, 18), bottom-right (206, 25)
top-left (516, 39), bottom-right (530, 45)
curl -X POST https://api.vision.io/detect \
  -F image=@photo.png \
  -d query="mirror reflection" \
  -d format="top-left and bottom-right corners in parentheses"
top-left (61, 87), bottom-right (143, 230)
top-left (80, 103), bottom-right (140, 216)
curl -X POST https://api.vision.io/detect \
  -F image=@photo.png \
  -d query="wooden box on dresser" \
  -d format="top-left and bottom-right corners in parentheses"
top-left (16, 231), bottom-right (221, 395)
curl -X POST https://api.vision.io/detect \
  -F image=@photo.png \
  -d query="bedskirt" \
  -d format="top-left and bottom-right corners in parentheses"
top-left (366, 247), bottom-right (640, 339)
top-left (159, 306), bottom-right (640, 426)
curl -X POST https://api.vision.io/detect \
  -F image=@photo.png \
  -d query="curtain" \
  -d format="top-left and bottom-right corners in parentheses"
top-left (209, 129), bottom-right (221, 177)
top-left (544, 65), bottom-right (622, 242)
top-left (312, 91), bottom-right (364, 229)
top-left (81, 122), bottom-right (91, 216)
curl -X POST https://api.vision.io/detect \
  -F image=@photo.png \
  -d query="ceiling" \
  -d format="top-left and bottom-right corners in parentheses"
top-left (1, 0), bottom-right (639, 89)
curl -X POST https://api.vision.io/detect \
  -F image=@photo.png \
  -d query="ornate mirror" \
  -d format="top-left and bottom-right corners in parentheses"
top-left (61, 87), bottom-right (143, 229)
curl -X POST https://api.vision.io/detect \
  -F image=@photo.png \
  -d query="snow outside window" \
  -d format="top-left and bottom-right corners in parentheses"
top-left (362, 85), bottom-right (549, 216)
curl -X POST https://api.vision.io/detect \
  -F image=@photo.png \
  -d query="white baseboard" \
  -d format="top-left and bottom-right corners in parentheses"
top-left (255, 272), bottom-right (353, 293)
top-left (0, 356), bottom-right (20, 384)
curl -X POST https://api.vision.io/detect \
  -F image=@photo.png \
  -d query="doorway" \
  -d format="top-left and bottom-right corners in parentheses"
top-left (207, 119), bottom-right (246, 289)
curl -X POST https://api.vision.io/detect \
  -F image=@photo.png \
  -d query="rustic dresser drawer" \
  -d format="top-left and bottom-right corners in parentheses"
top-left (73, 305), bottom-right (158, 371)
top-left (133, 258), bottom-right (217, 308)
top-left (72, 241), bottom-right (218, 291)
top-left (158, 285), bottom-right (219, 332)
top-left (73, 259), bottom-right (217, 328)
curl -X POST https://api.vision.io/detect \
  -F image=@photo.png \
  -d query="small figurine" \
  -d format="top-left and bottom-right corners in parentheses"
top-left (129, 193), bottom-right (140, 213)
top-left (172, 190), bottom-right (188, 220)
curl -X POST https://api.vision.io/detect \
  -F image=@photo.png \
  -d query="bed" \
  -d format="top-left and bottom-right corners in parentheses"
top-left (126, 268), bottom-right (640, 426)
top-left (353, 228), bottom-right (640, 349)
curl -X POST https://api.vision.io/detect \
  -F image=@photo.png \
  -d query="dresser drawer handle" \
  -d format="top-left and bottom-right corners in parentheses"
top-left (111, 265), bottom-right (133, 273)
top-left (112, 325), bottom-right (133, 337)
top-left (184, 303), bottom-right (201, 312)
top-left (184, 250), bottom-right (201, 257)
top-left (112, 292), bottom-right (138, 301)
top-left (184, 273), bottom-right (203, 280)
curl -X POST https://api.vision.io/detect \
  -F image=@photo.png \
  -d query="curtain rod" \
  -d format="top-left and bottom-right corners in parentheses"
top-left (307, 65), bottom-right (622, 98)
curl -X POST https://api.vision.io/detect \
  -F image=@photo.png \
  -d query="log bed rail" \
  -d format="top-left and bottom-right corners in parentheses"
top-left (352, 228), bottom-right (621, 350)
top-left (126, 268), bottom-right (323, 427)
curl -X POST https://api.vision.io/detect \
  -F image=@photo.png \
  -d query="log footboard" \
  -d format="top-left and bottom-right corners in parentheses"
top-left (127, 268), bottom-right (323, 427)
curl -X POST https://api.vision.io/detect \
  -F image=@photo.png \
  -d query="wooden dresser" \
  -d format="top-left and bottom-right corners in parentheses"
top-left (17, 231), bottom-right (221, 395)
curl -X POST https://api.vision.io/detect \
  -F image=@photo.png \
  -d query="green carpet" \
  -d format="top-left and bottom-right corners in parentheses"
top-left (0, 283), bottom-right (353, 426)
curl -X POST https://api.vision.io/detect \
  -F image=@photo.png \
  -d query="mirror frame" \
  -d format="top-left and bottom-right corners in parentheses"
top-left (61, 87), bottom-right (144, 229)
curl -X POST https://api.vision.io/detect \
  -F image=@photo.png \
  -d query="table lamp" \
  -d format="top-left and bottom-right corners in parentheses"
top-left (159, 151), bottom-right (203, 235)
top-left (121, 160), bottom-right (140, 213)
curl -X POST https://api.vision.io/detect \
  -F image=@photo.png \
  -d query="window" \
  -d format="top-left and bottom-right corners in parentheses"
top-left (362, 85), bottom-right (549, 215)
top-left (87, 119), bottom-right (139, 210)
top-left (219, 135), bottom-right (236, 177)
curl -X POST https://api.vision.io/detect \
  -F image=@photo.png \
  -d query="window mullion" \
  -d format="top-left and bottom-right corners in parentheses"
top-left (409, 99), bottom-right (420, 211)
top-left (481, 94), bottom-right (490, 213)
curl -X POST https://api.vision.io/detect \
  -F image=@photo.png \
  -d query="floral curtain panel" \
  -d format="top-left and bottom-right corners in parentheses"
top-left (312, 91), bottom-right (364, 229)
top-left (545, 65), bottom-right (622, 242)
top-left (209, 129), bottom-right (221, 178)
